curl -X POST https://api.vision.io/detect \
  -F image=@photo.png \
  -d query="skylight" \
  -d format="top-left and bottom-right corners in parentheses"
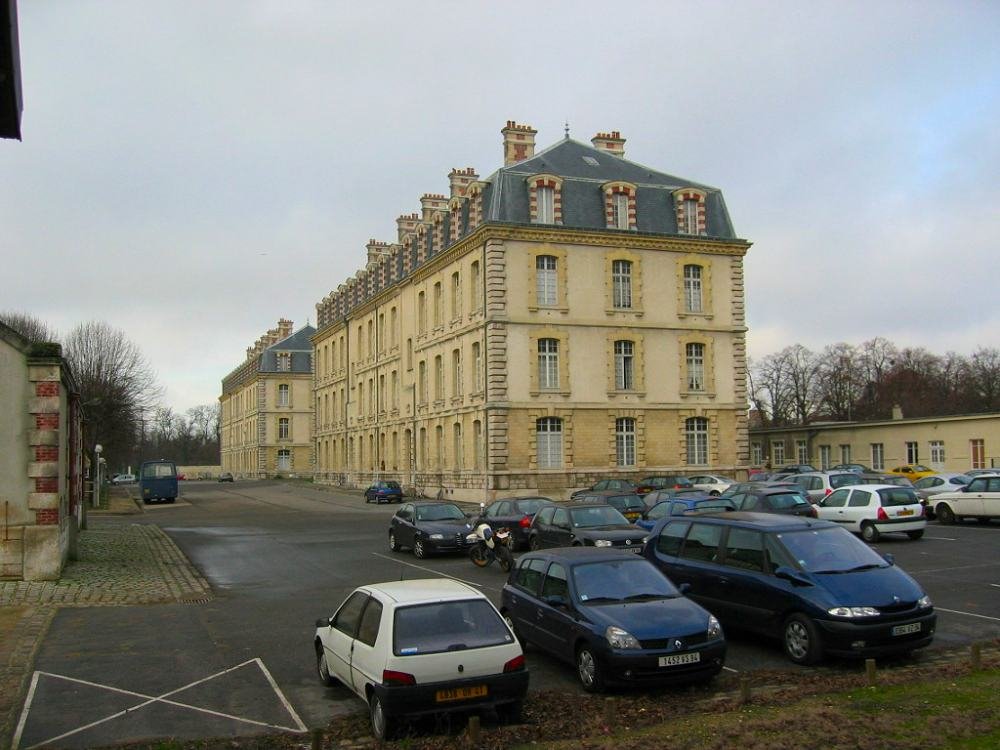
top-left (582, 156), bottom-right (600, 167)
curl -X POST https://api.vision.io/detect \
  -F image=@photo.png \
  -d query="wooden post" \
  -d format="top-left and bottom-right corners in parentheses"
top-left (311, 728), bottom-right (322, 750)
top-left (468, 714), bottom-right (481, 744)
top-left (865, 658), bottom-right (877, 686)
top-left (740, 675), bottom-right (751, 704)
top-left (604, 697), bottom-right (615, 726)
top-left (971, 642), bottom-right (982, 671)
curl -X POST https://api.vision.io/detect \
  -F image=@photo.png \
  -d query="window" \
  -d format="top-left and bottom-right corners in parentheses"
top-left (685, 342), bottom-right (705, 391)
top-left (971, 438), bottom-right (985, 469)
top-left (276, 352), bottom-right (291, 372)
top-left (406, 338), bottom-right (413, 370)
top-left (378, 374), bottom-right (385, 412)
top-left (470, 261), bottom-right (482, 312)
top-left (417, 292), bottom-right (427, 333)
top-left (538, 338), bottom-right (559, 390)
top-left (723, 528), bottom-right (764, 573)
top-left (277, 449), bottom-right (291, 470)
top-left (612, 260), bottom-right (632, 308)
top-left (451, 271), bottom-right (461, 320)
top-left (682, 198), bottom-right (699, 234)
top-left (278, 418), bottom-right (289, 440)
top-left (840, 444), bottom-right (851, 464)
top-left (377, 315), bottom-right (384, 352)
top-left (356, 599), bottom-right (383, 648)
top-left (435, 425), bottom-right (443, 468)
top-left (655, 521), bottom-right (690, 557)
top-left (536, 255), bottom-right (557, 306)
top-left (453, 423), bottom-right (463, 470)
top-left (536, 185), bottom-right (554, 223)
top-left (615, 417), bottom-right (636, 467)
top-left (678, 523), bottom-right (722, 562)
top-left (686, 417), bottom-right (709, 466)
top-left (870, 443), bottom-right (884, 471)
top-left (541, 563), bottom-right (568, 599)
top-left (473, 420), bottom-right (483, 470)
top-left (796, 440), bottom-right (808, 465)
top-left (611, 192), bottom-right (629, 230)
top-left (434, 355), bottom-right (444, 401)
top-left (332, 591), bottom-right (368, 637)
top-left (906, 441), bottom-right (919, 464)
top-left (418, 360), bottom-right (428, 404)
top-left (391, 370), bottom-right (399, 409)
top-left (390, 307), bottom-right (398, 347)
top-left (930, 440), bottom-right (945, 466)
top-left (819, 445), bottom-right (831, 470)
top-left (751, 442), bottom-right (763, 465)
top-left (772, 441), bottom-right (786, 465)
top-left (614, 340), bottom-right (634, 390)
top-left (472, 342), bottom-right (483, 392)
top-left (277, 384), bottom-right (289, 407)
top-left (536, 417), bottom-right (563, 468)
top-left (452, 349), bottom-right (462, 396)
top-left (822, 489), bottom-right (849, 508)
top-left (433, 282), bottom-right (443, 327)
top-left (683, 265), bottom-right (703, 313)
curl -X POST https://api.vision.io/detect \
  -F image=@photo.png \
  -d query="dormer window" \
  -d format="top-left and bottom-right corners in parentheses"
top-left (528, 174), bottom-right (563, 225)
top-left (536, 186), bottom-right (554, 223)
top-left (612, 193), bottom-right (628, 229)
top-left (603, 181), bottom-right (637, 230)
top-left (682, 199), bottom-right (698, 234)
top-left (673, 188), bottom-right (707, 235)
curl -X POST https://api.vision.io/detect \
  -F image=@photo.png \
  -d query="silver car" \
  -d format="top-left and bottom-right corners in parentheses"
top-left (790, 471), bottom-right (864, 503)
top-left (912, 473), bottom-right (971, 501)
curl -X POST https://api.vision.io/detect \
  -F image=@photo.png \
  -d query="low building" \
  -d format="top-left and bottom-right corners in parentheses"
top-left (0, 322), bottom-right (84, 580)
top-left (219, 320), bottom-right (315, 478)
top-left (749, 411), bottom-right (999, 473)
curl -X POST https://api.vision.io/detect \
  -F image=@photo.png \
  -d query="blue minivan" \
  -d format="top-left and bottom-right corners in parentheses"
top-left (139, 459), bottom-right (178, 504)
top-left (642, 512), bottom-right (935, 664)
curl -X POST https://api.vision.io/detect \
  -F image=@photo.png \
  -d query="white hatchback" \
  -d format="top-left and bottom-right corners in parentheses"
top-left (816, 485), bottom-right (926, 542)
top-left (314, 578), bottom-right (528, 740)
top-left (685, 474), bottom-right (734, 496)
top-left (932, 474), bottom-right (1000, 525)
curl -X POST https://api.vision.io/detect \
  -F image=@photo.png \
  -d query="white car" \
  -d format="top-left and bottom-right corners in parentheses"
top-left (912, 473), bottom-right (971, 501)
top-left (685, 474), bottom-right (733, 496)
top-left (816, 484), bottom-right (926, 542)
top-left (932, 474), bottom-right (1000, 525)
top-left (110, 473), bottom-right (136, 485)
top-left (314, 579), bottom-right (528, 740)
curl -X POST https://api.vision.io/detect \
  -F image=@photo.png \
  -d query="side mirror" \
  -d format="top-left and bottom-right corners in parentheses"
top-left (480, 502), bottom-right (486, 511)
top-left (678, 582), bottom-right (692, 594)
top-left (881, 552), bottom-right (895, 566)
top-left (315, 617), bottom-right (332, 628)
top-left (774, 566), bottom-right (812, 586)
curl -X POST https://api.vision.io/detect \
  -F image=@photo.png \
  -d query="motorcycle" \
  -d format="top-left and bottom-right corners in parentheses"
top-left (467, 523), bottom-right (514, 572)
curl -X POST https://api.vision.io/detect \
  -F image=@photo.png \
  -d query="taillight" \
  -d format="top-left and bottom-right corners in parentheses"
top-left (876, 507), bottom-right (889, 521)
top-left (382, 669), bottom-right (416, 686)
top-left (519, 515), bottom-right (531, 528)
top-left (503, 654), bottom-right (525, 672)
top-left (824, 488), bottom-right (832, 495)
top-left (809, 506), bottom-right (818, 518)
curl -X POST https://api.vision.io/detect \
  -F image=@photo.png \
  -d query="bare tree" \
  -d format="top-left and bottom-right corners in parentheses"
top-left (965, 347), bottom-right (1000, 411)
top-left (816, 342), bottom-right (864, 420)
top-left (858, 337), bottom-right (897, 418)
top-left (750, 351), bottom-right (793, 426)
top-left (0, 310), bottom-right (59, 343)
top-left (782, 344), bottom-right (821, 424)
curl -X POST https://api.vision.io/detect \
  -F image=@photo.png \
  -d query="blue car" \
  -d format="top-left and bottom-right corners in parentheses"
top-left (635, 496), bottom-right (736, 531)
top-left (365, 480), bottom-right (403, 504)
top-left (139, 459), bottom-right (178, 504)
top-left (500, 548), bottom-right (726, 692)
top-left (642, 512), bottom-right (936, 664)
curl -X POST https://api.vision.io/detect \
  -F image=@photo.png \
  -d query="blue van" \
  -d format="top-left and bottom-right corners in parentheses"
top-left (139, 459), bottom-right (178, 504)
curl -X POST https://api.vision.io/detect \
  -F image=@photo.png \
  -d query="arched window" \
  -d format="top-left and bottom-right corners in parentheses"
top-left (685, 417), bottom-right (709, 466)
top-left (536, 417), bottom-right (563, 469)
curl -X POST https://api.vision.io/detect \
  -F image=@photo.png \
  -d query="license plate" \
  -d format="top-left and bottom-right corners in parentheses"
top-left (435, 685), bottom-right (487, 703)
top-left (623, 545), bottom-right (643, 553)
top-left (897, 508), bottom-right (914, 516)
top-left (891, 622), bottom-right (921, 636)
top-left (658, 652), bottom-right (701, 667)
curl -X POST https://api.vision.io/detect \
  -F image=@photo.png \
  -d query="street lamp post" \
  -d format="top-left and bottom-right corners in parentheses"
top-left (93, 443), bottom-right (103, 508)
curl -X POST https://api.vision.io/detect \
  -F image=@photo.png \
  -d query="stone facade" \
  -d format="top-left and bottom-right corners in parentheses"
top-left (312, 121), bottom-right (752, 500)
top-left (0, 323), bottom-right (84, 580)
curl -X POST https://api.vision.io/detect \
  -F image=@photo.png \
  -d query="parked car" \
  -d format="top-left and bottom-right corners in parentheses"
top-left (815, 485), bottom-right (926, 542)
top-left (776, 464), bottom-right (817, 475)
top-left (789, 472), bottom-right (864, 503)
top-left (314, 578), bottom-right (527, 740)
top-left (139, 460), bottom-right (178, 504)
top-left (888, 465), bottom-right (936, 482)
top-left (634, 475), bottom-right (695, 496)
top-left (858, 473), bottom-right (915, 488)
top-left (931, 474), bottom-right (1000, 525)
top-left (528, 504), bottom-right (647, 551)
top-left (570, 478), bottom-right (637, 500)
top-left (642, 513), bottom-right (936, 664)
top-left (965, 469), bottom-right (997, 478)
top-left (685, 474), bottom-right (734, 496)
top-left (829, 463), bottom-right (872, 474)
top-left (365, 480), bottom-right (404, 504)
top-left (912, 473), bottom-right (971, 501)
top-left (473, 496), bottom-right (556, 550)
top-left (635, 496), bottom-right (736, 531)
top-left (501, 548), bottom-right (725, 691)
top-left (110, 473), bottom-right (136, 485)
top-left (727, 486), bottom-right (816, 517)
top-left (641, 486), bottom-right (706, 509)
top-left (388, 502), bottom-right (475, 558)
top-left (721, 481), bottom-right (772, 498)
top-left (217, 472), bottom-right (234, 482)
top-left (573, 490), bottom-right (646, 522)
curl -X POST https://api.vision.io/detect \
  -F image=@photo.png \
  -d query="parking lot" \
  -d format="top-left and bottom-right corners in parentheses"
top-left (11, 481), bottom-right (1000, 748)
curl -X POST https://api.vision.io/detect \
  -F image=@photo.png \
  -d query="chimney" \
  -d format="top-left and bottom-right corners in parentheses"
top-left (501, 120), bottom-right (537, 166)
top-left (420, 193), bottom-right (448, 223)
top-left (277, 318), bottom-right (293, 339)
top-left (448, 167), bottom-right (479, 199)
top-left (366, 239), bottom-right (391, 266)
top-left (591, 130), bottom-right (626, 158)
top-left (892, 404), bottom-right (903, 420)
top-left (396, 212), bottom-right (420, 242)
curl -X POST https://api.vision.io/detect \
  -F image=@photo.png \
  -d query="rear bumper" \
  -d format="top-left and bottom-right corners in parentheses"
top-left (873, 518), bottom-right (926, 534)
top-left (817, 611), bottom-right (936, 658)
top-left (373, 671), bottom-right (529, 718)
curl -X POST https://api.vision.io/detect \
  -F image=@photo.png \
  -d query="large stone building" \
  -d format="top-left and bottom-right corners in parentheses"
top-left (312, 121), bottom-right (751, 499)
top-left (219, 320), bottom-right (315, 478)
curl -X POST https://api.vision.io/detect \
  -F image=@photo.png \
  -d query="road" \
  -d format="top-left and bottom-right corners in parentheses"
top-left (13, 480), bottom-right (1000, 748)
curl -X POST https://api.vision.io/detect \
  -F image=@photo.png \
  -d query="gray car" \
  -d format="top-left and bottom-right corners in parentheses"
top-left (912, 473), bottom-right (971, 501)
top-left (789, 472), bottom-right (864, 503)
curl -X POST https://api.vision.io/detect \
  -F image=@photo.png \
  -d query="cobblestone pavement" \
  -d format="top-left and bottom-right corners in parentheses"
top-left (0, 503), bottom-right (212, 748)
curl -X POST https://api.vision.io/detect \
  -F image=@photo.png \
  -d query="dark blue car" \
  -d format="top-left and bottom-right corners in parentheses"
top-left (500, 548), bottom-right (726, 692)
top-left (365, 480), bottom-right (403, 504)
top-left (139, 459), bottom-right (178, 504)
top-left (635, 495), bottom-right (736, 531)
top-left (642, 512), bottom-right (936, 664)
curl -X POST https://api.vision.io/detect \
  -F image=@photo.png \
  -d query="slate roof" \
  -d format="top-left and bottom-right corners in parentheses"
top-left (482, 137), bottom-right (737, 239)
top-left (259, 325), bottom-right (315, 374)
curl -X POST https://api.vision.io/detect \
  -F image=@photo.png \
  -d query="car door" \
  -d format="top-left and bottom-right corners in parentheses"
top-left (550, 507), bottom-right (573, 546)
top-left (956, 478), bottom-right (988, 516)
top-left (531, 562), bottom-right (576, 661)
top-left (666, 522), bottom-right (726, 617)
top-left (531, 507), bottom-right (556, 548)
top-left (392, 504), bottom-right (416, 546)
top-left (843, 488), bottom-right (874, 531)
top-left (816, 488), bottom-right (851, 525)
top-left (506, 557), bottom-right (547, 643)
top-left (717, 527), bottom-right (773, 632)
top-left (323, 591), bottom-right (369, 691)
top-left (984, 478), bottom-right (1000, 518)
top-left (349, 596), bottom-right (385, 695)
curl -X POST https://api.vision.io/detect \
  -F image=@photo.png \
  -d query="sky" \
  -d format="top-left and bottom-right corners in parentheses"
top-left (2, 0), bottom-right (998, 414)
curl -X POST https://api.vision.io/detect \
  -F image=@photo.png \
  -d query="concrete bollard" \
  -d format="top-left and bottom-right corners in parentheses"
top-left (971, 642), bottom-right (982, 671)
top-left (865, 658), bottom-right (877, 686)
top-left (468, 714), bottom-right (481, 744)
top-left (740, 675), bottom-right (751, 704)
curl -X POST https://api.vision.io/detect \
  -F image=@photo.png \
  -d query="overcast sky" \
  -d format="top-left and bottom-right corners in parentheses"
top-left (3, 1), bottom-right (998, 414)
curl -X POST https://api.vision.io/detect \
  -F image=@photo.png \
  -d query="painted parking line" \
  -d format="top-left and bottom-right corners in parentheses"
top-left (12, 658), bottom-right (306, 750)
top-left (722, 666), bottom-right (739, 673)
top-left (924, 536), bottom-right (957, 541)
top-left (909, 561), bottom-right (1000, 574)
top-left (371, 552), bottom-right (502, 592)
top-left (991, 584), bottom-right (1000, 589)
top-left (935, 607), bottom-right (1000, 623)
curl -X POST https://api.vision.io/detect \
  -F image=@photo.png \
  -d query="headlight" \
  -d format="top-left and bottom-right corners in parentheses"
top-left (429, 533), bottom-right (444, 540)
top-left (641, 536), bottom-right (650, 544)
top-left (917, 595), bottom-right (932, 609)
top-left (593, 539), bottom-right (612, 547)
top-left (605, 626), bottom-right (640, 649)
top-left (707, 615), bottom-right (723, 639)
top-left (827, 606), bottom-right (880, 618)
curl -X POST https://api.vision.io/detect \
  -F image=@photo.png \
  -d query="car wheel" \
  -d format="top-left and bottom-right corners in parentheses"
top-left (935, 503), bottom-right (955, 525)
top-left (576, 645), bottom-right (605, 693)
top-left (907, 529), bottom-right (924, 540)
top-left (861, 521), bottom-right (880, 543)
top-left (529, 535), bottom-right (540, 551)
top-left (365, 494), bottom-right (370, 503)
top-left (501, 699), bottom-right (524, 724)
top-left (413, 538), bottom-right (427, 559)
top-left (316, 644), bottom-right (336, 687)
top-left (783, 613), bottom-right (823, 665)
top-left (710, 490), bottom-right (720, 497)
top-left (369, 694), bottom-right (396, 741)
top-left (388, 532), bottom-right (400, 552)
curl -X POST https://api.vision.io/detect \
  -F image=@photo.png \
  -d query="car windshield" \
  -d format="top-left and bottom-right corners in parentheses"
top-left (693, 500), bottom-right (736, 513)
top-left (768, 492), bottom-right (809, 509)
top-left (913, 465), bottom-right (932, 472)
top-left (951, 476), bottom-right (971, 485)
top-left (778, 527), bottom-right (888, 573)
top-left (517, 498), bottom-right (551, 515)
top-left (573, 559), bottom-right (679, 603)
top-left (569, 505), bottom-right (629, 528)
top-left (384, 481), bottom-right (401, 489)
top-left (393, 599), bottom-right (513, 656)
top-left (877, 488), bottom-right (919, 507)
top-left (415, 503), bottom-right (467, 521)
top-left (647, 502), bottom-right (672, 520)
top-left (609, 495), bottom-right (643, 511)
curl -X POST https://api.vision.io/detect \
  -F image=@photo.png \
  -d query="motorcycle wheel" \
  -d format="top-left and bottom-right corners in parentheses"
top-left (469, 544), bottom-right (491, 568)
top-left (498, 545), bottom-right (513, 573)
